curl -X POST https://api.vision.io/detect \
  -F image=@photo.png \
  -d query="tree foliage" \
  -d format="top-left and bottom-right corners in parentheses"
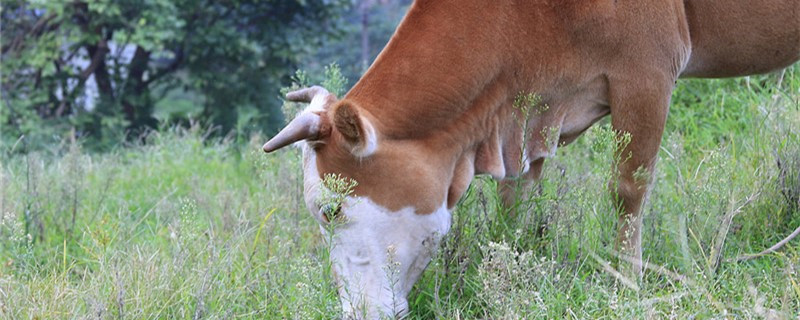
top-left (306, 0), bottom-right (411, 86)
top-left (1, 0), bottom-right (348, 149)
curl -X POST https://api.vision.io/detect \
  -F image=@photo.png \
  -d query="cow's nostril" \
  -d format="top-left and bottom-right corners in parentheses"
top-left (321, 203), bottom-right (342, 222)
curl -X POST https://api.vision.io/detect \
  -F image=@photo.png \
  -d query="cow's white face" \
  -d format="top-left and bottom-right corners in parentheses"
top-left (263, 87), bottom-right (456, 319)
top-left (302, 144), bottom-right (451, 318)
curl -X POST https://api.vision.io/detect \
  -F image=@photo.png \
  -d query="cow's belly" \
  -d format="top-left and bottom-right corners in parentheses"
top-left (556, 75), bottom-right (611, 146)
top-left (681, 0), bottom-right (800, 78)
top-left (526, 75), bottom-right (611, 162)
top-left (558, 100), bottom-right (610, 146)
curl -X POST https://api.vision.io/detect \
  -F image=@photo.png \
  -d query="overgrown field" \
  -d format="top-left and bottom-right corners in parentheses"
top-left (1, 66), bottom-right (799, 319)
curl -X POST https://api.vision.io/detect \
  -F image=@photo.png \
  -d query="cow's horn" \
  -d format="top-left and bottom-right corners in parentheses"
top-left (286, 86), bottom-right (330, 103)
top-left (262, 111), bottom-right (321, 153)
top-left (262, 86), bottom-right (333, 153)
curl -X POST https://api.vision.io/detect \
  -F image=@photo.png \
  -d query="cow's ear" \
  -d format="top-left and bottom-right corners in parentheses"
top-left (332, 100), bottom-right (377, 157)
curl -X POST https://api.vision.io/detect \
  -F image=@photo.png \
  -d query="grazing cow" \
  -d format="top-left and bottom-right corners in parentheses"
top-left (263, 0), bottom-right (800, 318)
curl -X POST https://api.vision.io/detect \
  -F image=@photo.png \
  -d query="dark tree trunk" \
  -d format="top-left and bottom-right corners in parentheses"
top-left (83, 41), bottom-right (116, 139)
top-left (85, 41), bottom-right (113, 102)
top-left (122, 45), bottom-right (154, 133)
top-left (74, 1), bottom-right (113, 103)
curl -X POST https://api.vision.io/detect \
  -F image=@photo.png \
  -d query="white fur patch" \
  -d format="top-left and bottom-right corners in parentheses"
top-left (327, 197), bottom-right (450, 318)
top-left (520, 146), bottom-right (531, 174)
top-left (308, 93), bottom-right (329, 112)
top-left (300, 143), bottom-right (451, 318)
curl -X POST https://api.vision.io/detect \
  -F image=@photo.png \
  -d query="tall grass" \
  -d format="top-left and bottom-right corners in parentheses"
top-left (1, 66), bottom-right (798, 319)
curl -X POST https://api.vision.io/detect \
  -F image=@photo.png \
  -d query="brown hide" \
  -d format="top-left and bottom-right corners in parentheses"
top-left (300, 0), bottom-right (799, 269)
top-left (683, 0), bottom-right (800, 78)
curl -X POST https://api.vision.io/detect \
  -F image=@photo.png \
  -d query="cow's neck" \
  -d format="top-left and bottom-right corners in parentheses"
top-left (342, 1), bottom-right (573, 209)
top-left (345, 1), bottom-right (513, 140)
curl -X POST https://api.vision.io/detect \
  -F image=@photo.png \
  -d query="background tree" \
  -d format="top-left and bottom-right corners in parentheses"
top-left (301, 0), bottom-right (412, 89)
top-left (1, 0), bottom-right (348, 149)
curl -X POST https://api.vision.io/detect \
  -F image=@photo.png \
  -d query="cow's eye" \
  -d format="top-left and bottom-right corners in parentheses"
top-left (320, 203), bottom-right (342, 222)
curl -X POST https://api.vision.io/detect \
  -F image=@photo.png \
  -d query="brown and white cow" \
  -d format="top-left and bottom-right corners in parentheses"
top-left (263, 0), bottom-right (800, 318)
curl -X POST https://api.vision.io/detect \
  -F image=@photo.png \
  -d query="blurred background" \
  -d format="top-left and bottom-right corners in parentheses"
top-left (2, 2), bottom-right (799, 318)
top-left (1, 0), bottom-right (412, 150)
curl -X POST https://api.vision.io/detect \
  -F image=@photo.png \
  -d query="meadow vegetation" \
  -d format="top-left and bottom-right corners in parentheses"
top-left (1, 66), bottom-right (799, 319)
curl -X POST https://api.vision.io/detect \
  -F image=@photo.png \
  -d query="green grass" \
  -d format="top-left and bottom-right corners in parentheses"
top-left (1, 66), bottom-right (799, 319)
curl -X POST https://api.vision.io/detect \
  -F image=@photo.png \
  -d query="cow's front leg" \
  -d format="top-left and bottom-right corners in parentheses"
top-left (498, 158), bottom-right (545, 218)
top-left (608, 75), bottom-right (673, 276)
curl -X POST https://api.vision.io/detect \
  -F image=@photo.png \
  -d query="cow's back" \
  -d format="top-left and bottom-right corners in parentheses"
top-left (681, 0), bottom-right (800, 78)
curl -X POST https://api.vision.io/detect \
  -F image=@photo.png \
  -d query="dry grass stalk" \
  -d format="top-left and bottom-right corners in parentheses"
top-left (710, 191), bottom-right (759, 271)
top-left (588, 251), bottom-right (640, 292)
top-left (731, 224), bottom-right (800, 262)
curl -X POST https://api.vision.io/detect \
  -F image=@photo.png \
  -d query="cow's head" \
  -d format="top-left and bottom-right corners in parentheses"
top-left (263, 86), bottom-right (457, 318)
